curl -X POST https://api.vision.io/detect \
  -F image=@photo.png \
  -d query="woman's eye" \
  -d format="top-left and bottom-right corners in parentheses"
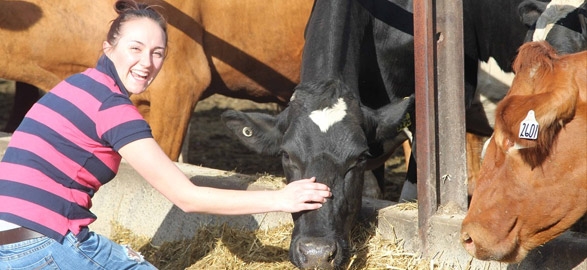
top-left (131, 47), bottom-right (141, 52)
top-left (153, 51), bottom-right (164, 58)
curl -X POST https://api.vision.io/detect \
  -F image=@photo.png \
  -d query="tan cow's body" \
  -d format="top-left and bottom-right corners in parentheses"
top-left (461, 41), bottom-right (587, 262)
top-left (0, 0), bottom-right (312, 160)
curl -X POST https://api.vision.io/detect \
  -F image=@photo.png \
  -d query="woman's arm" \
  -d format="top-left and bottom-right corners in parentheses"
top-left (118, 138), bottom-right (331, 215)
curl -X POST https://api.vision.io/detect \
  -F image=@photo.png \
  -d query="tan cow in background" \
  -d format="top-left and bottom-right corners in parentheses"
top-left (0, 0), bottom-right (312, 161)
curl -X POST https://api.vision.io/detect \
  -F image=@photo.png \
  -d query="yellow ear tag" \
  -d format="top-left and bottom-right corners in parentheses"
top-left (519, 110), bottom-right (539, 140)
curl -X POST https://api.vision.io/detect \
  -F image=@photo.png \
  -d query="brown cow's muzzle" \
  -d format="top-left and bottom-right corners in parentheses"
top-left (460, 218), bottom-right (528, 263)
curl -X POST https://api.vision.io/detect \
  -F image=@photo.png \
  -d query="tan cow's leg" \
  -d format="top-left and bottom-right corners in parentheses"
top-left (465, 132), bottom-right (488, 196)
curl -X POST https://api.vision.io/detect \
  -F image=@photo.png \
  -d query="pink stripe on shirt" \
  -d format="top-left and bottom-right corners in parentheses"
top-left (9, 131), bottom-right (101, 191)
top-left (82, 68), bottom-right (122, 95)
top-left (96, 105), bottom-right (145, 137)
top-left (0, 196), bottom-right (69, 236)
top-left (51, 81), bottom-right (103, 117)
top-left (0, 163), bottom-right (92, 208)
top-left (23, 103), bottom-right (120, 176)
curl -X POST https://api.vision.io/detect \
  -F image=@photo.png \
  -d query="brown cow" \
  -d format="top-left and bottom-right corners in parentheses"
top-left (2, 1), bottom-right (497, 202)
top-left (0, 0), bottom-right (312, 160)
top-left (461, 41), bottom-right (587, 262)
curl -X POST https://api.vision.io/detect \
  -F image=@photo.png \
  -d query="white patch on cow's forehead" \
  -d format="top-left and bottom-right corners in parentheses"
top-left (533, 0), bottom-right (583, 41)
top-left (529, 64), bottom-right (540, 78)
top-left (309, 98), bottom-right (348, 133)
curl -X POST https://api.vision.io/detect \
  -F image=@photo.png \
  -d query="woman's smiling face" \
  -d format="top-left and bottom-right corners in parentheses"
top-left (103, 17), bottom-right (166, 95)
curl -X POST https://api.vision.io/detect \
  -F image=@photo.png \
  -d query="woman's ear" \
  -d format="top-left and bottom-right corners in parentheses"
top-left (102, 41), bottom-right (112, 55)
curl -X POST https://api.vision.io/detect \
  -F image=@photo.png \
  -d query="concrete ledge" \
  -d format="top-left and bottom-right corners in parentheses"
top-left (376, 204), bottom-right (587, 269)
top-left (90, 161), bottom-right (293, 245)
top-left (1, 131), bottom-right (585, 268)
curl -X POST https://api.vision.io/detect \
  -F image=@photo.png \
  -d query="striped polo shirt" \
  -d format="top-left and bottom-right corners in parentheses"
top-left (0, 55), bottom-right (153, 242)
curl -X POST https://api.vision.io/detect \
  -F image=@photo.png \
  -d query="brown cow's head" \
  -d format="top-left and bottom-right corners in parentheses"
top-left (460, 41), bottom-right (587, 262)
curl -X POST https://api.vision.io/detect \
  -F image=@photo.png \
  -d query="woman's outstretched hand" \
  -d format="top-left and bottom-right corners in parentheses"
top-left (278, 177), bottom-right (331, 213)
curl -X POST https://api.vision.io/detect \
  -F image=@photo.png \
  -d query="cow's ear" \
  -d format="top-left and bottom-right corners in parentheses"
top-left (373, 94), bottom-right (415, 142)
top-left (221, 110), bottom-right (283, 155)
top-left (518, 0), bottom-right (547, 27)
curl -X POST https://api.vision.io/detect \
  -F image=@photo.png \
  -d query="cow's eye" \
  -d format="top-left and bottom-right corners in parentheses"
top-left (280, 151), bottom-right (290, 161)
top-left (347, 153), bottom-right (370, 173)
top-left (358, 154), bottom-right (369, 163)
top-left (358, 152), bottom-right (371, 164)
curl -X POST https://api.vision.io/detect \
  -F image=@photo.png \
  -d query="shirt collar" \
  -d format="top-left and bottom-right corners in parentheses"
top-left (96, 54), bottom-right (129, 96)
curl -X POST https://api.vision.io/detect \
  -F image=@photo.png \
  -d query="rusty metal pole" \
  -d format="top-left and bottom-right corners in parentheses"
top-left (413, 0), bottom-right (467, 256)
top-left (413, 0), bottom-right (438, 255)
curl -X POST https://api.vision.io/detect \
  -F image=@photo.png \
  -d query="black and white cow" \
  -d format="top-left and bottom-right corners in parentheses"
top-left (519, 0), bottom-right (586, 53)
top-left (223, 0), bottom-right (540, 268)
top-left (223, 81), bottom-right (414, 269)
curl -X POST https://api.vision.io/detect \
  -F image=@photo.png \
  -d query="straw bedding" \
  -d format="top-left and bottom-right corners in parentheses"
top-left (111, 217), bottom-right (449, 270)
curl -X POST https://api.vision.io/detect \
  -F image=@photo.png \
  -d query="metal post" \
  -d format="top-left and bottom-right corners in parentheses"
top-left (413, 0), bottom-right (467, 256)
top-left (435, 0), bottom-right (468, 210)
top-left (413, 0), bottom-right (438, 256)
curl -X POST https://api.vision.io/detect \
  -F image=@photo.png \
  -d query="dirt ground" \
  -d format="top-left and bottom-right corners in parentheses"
top-left (0, 79), bottom-right (407, 201)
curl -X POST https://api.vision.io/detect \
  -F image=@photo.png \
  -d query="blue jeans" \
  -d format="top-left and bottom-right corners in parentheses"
top-left (0, 231), bottom-right (157, 269)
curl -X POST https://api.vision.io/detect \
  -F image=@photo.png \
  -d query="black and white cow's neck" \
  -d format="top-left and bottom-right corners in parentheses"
top-left (527, 0), bottom-right (587, 53)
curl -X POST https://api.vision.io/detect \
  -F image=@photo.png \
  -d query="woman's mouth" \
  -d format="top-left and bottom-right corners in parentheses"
top-left (131, 70), bottom-right (149, 81)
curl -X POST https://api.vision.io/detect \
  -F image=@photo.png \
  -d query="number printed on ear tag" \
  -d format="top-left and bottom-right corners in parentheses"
top-left (519, 110), bottom-right (539, 140)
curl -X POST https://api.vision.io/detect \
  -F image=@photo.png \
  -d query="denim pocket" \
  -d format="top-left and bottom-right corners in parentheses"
top-left (6, 254), bottom-right (59, 270)
top-left (0, 236), bottom-right (52, 261)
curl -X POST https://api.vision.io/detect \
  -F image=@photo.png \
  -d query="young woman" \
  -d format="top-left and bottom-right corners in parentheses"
top-left (0, 1), bottom-right (331, 269)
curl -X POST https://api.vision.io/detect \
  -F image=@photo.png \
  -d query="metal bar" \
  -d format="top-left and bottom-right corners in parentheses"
top-left (413, 0), bottom-right (437, 256)
top-left (414, 0), bottom-right (467, 256)
top-left (435, 1), bottom-right (468, 210)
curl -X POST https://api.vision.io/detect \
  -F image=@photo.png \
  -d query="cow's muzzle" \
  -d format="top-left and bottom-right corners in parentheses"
top-left (291, 236), bottom-right (337, 269)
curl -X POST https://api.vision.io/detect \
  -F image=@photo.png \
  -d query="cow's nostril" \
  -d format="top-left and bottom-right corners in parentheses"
top-left (296, 238), bottom-right (337, 269)
top-left (299, 241), bottom-right (336, 257)
top-left (461, 231), bottom-right (478, 257)
top-left (461, 231), bottom-right (473, 244)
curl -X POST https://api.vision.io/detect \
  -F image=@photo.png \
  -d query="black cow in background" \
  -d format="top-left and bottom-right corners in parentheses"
top-left (1, 82), bottom-right (39, 133)
top-left (519, 0), bottom-right (586, 53)
top-left (222, 0), bottom-right (547, 269)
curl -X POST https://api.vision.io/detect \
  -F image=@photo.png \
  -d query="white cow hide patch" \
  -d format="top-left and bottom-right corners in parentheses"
top-left (309, 98), bottom-right (348, 133)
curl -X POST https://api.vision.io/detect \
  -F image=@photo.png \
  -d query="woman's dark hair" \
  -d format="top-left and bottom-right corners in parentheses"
top-left (106, 0), bottom-right (167, 47)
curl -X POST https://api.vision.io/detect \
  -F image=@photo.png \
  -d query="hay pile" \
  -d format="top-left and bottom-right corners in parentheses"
top-left (112, 218), bottom-right (447, 270)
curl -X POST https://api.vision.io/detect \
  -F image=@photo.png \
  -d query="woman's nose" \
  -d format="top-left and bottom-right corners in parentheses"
top-left (139, 52), bottom-right (152, 67)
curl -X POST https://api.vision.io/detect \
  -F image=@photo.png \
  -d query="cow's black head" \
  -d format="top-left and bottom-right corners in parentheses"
top-left (222, 79), bottom-right (414, 269)
top-left (519, 0), bottom-right (587, 54)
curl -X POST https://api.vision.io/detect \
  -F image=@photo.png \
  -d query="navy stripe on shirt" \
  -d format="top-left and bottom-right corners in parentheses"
top-left (0, 181), bottom-right (94, 221)
top-left (36, 92), bottom-right (102, 143)
top-left (1, 148), bottom-right (95, 196)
